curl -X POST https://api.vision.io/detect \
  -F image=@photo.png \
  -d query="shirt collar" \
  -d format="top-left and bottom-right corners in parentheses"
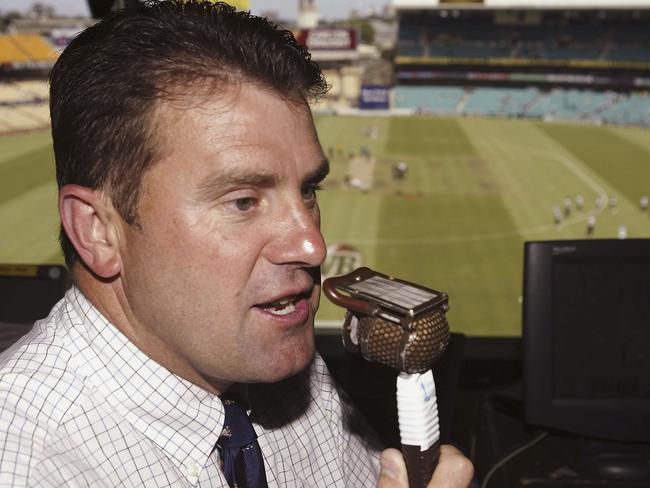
top-left (63, 286), bottom-right (224, 485)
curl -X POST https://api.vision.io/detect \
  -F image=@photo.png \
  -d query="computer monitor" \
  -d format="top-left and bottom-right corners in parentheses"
top-left (523, 239), bottom-right (650, 443)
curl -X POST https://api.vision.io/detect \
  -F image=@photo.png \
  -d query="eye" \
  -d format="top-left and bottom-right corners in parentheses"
top-left (301, 183), bottom-right (323, 204)
top-left (232, 196), bottom-right (258, 212)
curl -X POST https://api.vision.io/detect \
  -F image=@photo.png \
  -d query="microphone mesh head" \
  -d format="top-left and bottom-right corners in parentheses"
top-left (357, 309), bottom-right (450, 374)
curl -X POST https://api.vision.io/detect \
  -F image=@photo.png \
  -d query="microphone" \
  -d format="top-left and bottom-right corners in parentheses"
top-left (323, 267), bottom-right (450, 488)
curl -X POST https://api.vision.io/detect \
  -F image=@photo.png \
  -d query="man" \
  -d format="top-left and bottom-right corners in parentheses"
top-left (553, 205), bottom-right (562, 226)
top-left (0, 2), bottom-right (472, 487)
top-left (609, 194), bottom-right (617, 211)
top-left (575, 194), bottom-right (584, 212)
top-left (586, 214), bottom-right (596, 236)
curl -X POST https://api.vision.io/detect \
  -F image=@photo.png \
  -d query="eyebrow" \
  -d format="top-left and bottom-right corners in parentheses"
top-left (304, 159), bottom-right (330, 187)
top-left (195, 159), bottom-right (330, 201)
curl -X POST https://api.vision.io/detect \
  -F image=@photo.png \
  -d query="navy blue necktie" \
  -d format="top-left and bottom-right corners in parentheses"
top-left (216, 398), bottom-right (268, 488)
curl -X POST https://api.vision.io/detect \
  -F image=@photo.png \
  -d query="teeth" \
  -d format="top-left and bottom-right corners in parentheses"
top-left (268, 300), bottom-right (296, 316)
top-left (263, 298), bottom-right (297, 316)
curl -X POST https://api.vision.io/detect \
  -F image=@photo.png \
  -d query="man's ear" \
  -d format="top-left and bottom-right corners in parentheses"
top-left (59, 184), bottom-right (122, 279)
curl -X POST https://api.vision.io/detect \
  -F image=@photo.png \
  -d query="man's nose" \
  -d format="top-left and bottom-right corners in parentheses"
top-left (265, 203), bottom-right (327, 268)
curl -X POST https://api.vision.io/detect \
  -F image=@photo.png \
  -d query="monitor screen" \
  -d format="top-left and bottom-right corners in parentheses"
top-left (553, 260), bottom-right (650, 401)
top-left (523, 240), bottom-right (650, 442)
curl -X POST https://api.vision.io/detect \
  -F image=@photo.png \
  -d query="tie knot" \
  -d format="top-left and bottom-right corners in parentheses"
top-left (218, 398), bottom-right (258, 449)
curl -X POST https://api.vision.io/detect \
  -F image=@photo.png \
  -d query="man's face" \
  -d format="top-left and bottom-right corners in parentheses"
top-left (116, 85), bottom-right (328, 391)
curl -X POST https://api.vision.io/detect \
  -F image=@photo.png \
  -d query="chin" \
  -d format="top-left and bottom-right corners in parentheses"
top-left (259, 341), bottom-right (315, 383)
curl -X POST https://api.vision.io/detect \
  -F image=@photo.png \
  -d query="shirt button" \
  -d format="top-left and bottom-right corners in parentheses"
top-left (187, 463), bottom-right (200, 478)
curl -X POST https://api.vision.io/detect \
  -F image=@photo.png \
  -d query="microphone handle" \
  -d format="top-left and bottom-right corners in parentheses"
top-left (402, 441), bottom-right (440, 488)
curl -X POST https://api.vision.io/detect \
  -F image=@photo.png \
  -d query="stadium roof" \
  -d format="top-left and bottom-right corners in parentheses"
top-left (393, 0), bottom-right (650, 9)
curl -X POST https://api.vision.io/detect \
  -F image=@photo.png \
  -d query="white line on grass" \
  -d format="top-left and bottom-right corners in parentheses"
top-left (538, 147), bottom-right (607, 197)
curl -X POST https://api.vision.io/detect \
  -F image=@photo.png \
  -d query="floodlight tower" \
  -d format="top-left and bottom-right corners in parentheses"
top-left (298, 0), bottom-right (319, 28)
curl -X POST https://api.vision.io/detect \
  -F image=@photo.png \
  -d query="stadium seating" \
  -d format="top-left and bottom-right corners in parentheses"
top-left (463, 87), bottom-right (507, 116)
top-left (463, 87), bottom-right (544, 117)
top-left (501, 87), bottom-right (540, 117)
top-left (0, 36), bottom-right (29, 64)
top-left (394, 86), bottom-right (465, 115)
top-left (544, 46), bottom-right (603, 60)
top-left (608, 22), bottom-right (650, 62)
top-left (526, 89), bottom-right (616, 121)
top-left (0, 80), bottom-right (50, 134)
top-left (0, 106), bottom-right (29, 131)
top-left (15, 104), bottom-right (50, 125)
top-left (608, 47), bottom-right (650, 63)
top-left (15, 80), bottom-right (49, 100)
top-left (0, 80), bottom-right (48, 104)
top-left (397, 11), bottom-right (650, 64)
top-left (0, 105), bottom-right (48, 132)
top-left (392, 85), bottom-right (650, 127)
top-left (0, 83), bottom-right (27, 104)
top-left (397, 41), bottom-right (424, 57)
top-left (599, 92), bottom-right (650, 126)
top-left (8, 34), bottom-right (58, 63)
top-left (0, 33), bottom-right (54, 135)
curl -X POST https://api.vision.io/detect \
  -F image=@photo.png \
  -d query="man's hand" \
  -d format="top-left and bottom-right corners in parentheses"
top-left (377, 445), bottom-right (473, 488)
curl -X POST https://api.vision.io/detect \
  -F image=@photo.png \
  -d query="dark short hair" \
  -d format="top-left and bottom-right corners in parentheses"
top-left (50, 0), bottom-right (327, 269)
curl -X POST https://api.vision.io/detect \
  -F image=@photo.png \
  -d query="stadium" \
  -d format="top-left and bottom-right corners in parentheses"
top-left (1, 0), bottom-right (650, 486)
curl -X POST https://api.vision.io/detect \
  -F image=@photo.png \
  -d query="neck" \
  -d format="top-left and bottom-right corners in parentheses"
top-left (73, 266), bottom-right (232, 395)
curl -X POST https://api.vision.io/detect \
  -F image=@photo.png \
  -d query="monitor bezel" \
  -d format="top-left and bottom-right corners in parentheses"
top-left (523, 239), bottom-right (650, 443)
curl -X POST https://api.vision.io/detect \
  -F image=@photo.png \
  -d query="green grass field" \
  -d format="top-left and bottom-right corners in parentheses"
top-left (2, 117), bottom-right (650, 336)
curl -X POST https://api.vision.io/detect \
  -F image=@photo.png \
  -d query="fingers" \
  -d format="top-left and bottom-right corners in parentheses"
top-left (377, 448), bottom-right (409, 487)
top-left (376, 445), bottom-right (474, 488)
top-left (428, 445), bottom-right (474, 488)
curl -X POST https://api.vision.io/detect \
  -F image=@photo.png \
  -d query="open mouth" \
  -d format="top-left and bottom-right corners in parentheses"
top-left (257, 294), bottom-right (308, 316)
top-left (260, 297), bottom-right (298, 316)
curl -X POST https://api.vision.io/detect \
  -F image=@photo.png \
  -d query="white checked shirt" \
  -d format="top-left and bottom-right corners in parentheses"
top-left (0, 287), bottom-right (381, 487)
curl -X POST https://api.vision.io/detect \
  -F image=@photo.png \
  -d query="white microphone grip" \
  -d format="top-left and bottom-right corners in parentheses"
top-left (396, 370), bottom-right (441, 488)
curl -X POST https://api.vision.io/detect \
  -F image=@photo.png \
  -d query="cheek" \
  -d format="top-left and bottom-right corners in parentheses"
top-left (142, 202), bottom-right (271, 291)
top-left (177, 223), bottom-right (267, 300)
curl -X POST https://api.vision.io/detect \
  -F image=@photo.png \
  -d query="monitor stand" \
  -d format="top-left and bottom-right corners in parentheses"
top-left (576, 439), bottom-right (650, 482)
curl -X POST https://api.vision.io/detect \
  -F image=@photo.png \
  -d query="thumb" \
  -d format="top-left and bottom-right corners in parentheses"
top-left (377, 448), bottom-right (409, 488)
